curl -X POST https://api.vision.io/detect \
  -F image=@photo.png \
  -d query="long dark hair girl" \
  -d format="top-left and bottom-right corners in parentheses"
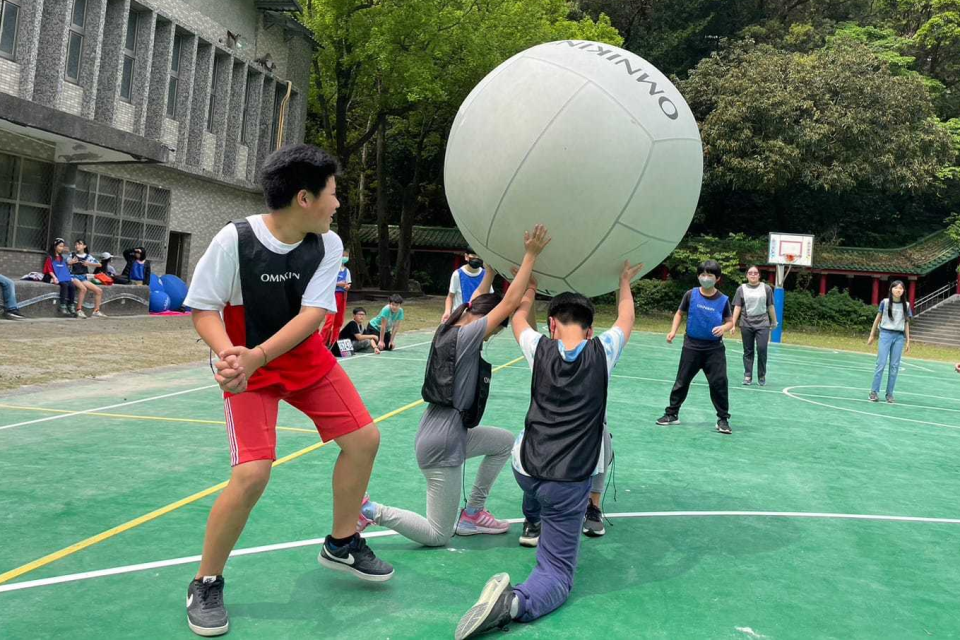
top-left (887, 280), bottom-right (909, 321)
top-left (444, 293), bottom-right (508, 330)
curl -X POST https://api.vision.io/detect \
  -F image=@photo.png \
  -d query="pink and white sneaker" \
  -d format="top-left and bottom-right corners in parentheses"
top-left (356, 494), bottom-right (376, 533)
top-left (455, 508), bottom-right (510, 536)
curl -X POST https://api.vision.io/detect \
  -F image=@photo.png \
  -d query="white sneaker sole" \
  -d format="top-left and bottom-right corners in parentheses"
top-left (456, 525), bottom-right (510, 536)
top-left (518, 536), bottom-right (539, 548)
top-left (656, 419), bottom-right (680, 426)
top-left (583, 526), bottom-right (606, 537)
top-left (455, 573), bottom-right (511, 640)
top-left (317, 549), bottom-right (395, 582)
top-left (187, 618), bottom-right (229, 637)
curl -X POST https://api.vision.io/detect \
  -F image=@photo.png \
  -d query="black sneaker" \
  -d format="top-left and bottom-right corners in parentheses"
top-left (455, 573), bottom-right (515, 640)
top-left (656, 414), bottom-right (680, 426)
top-left (3, 310), bottom-right (26, 320)
top-left (318, 534), bottom-right (394, 582)
top-left (758, 378), bottom-right (766, 387)
top-left (716, 419), bottom-right (732, 435)
top-left (186, 576), bottom-right (229, 637)
top-left (583, 503), bottom-right (605, 537)
top-left (519, 520), bottom-right (541, 547)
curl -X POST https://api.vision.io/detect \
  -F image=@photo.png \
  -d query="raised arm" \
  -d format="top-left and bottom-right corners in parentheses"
top-left (614, 261), bottom-right (643, 341)
top-left (512, 282), bottom-right (539, 343)
top-left (471, 266), bottom-right (497, 303)
top-left (482, 225), bottom-right (550, 339)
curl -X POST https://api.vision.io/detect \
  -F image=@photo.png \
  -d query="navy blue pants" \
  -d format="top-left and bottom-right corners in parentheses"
top-left (513, 470), bottom-right (592, 622)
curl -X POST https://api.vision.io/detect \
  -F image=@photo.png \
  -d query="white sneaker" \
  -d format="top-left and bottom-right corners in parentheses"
top-left (92, 310), bottom-right (107, 318)
top-left (75, 309), bottom-right (87, 319)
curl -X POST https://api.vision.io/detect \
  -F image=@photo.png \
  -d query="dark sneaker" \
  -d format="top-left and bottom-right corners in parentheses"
top-left (583, 503), bottom-right (605, 537)
top-left (58, 304), bottom-right (70, 317)
top-left (656, 414), bottom-right (680, 426)
top-left (868, 391), bottom-right (879, 402)
top-left (67, 303), bottom-right (78, 317)
top-left (758, 378), bottom-right (766, 387)
top-left (519, 520), bottom-right (541, 548)
top-left (318, 533), bottom-right (394, 582)
top-left (455, 573), bottom-right (515, 640)
top-left (186, 576), bottom-right (229, 637)
top-left (3, 310), bottom-right (26, 320)
top-left (743, 376), bottom-right (752, 386)
top-left (886, 395), bottom-right (895, 404)
top-left (716, 419), bottom-right (732, 435)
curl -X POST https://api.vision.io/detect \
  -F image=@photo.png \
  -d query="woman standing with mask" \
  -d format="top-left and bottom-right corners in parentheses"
top-left (731, 266), bottom-right (777, 386)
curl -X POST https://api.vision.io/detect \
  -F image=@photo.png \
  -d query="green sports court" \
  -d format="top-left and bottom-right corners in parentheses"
top-left (2, 328), bottom-right (958, 639)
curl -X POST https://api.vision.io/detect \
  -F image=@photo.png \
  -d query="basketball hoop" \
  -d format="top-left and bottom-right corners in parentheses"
top-left (784, 254), bottom-right (797, 264)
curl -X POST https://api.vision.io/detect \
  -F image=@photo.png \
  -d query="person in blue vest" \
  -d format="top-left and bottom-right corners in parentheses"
top-left (657, 259), bottom-right (735, 434)
top-left (443, 251), bottom-right (493, 323)
top-left (43, 238), bottom-right (78, 317)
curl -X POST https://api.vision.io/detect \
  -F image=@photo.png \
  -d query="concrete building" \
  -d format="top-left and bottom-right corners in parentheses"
top-left (0, 0), bottom-right (316, 281)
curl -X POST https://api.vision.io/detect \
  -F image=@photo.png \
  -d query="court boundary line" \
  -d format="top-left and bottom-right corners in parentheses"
top-left (4, 509), bottom-right (959, 594)
top-left (0, 354), bottom-right (524, 587)
top-left (783, 385), bottom-right (960, 431)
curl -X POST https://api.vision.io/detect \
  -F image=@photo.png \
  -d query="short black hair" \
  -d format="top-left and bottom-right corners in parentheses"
top-left (389, 294), bottom-right (404, 305)
top-left (548, 292), bottom-right (594, 330)
top-left (260, 144), bottom-right (338, 211)
top-left (698, 260), bottom-right (722, 278)
top-left (353, 307), bottom-right (367, 315)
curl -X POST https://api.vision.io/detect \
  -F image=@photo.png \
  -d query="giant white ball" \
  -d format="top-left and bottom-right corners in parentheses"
top-left (444, 40), bottom-right (703, 297)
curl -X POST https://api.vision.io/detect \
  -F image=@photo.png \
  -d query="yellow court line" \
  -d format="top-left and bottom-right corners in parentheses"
top-left (0, 404), bottom-right (316, 435)
top-left (0, 355), bottom-right (525, 586)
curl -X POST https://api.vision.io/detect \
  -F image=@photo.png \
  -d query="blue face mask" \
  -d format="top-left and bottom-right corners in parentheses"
top-left (342, 257), bottom-right (349, 265)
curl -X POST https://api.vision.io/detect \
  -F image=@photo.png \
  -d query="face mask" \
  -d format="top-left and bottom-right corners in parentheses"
top-left (699, 276), bottom-right (717, 289)
top-left (342, 257), bottom-right (349, 265)
top-left (468, 259), bottom-right (482, 269)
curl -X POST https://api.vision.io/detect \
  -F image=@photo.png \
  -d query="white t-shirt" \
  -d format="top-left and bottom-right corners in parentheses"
top-left (448, 267), bottom-right (493, 308)
top-left (511, 326), bottom-right (626, 478)
top-left (184, 214), bottom-right (343, 313)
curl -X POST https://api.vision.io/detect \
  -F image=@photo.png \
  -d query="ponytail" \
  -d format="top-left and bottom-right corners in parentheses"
top-left (444, 292), bottom-right (507, 328)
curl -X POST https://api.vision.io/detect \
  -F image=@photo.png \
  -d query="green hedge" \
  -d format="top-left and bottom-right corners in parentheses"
top-left (783, 289), bottom-right (876, 331)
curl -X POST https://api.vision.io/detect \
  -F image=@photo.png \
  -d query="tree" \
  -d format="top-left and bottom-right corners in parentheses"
top-left (681, 40), bottom-right (956, 239)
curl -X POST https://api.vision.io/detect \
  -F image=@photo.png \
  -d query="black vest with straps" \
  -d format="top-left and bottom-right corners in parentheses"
top-left (421, 323), bottom-right (491, 429)
top-left (521, 337), bottom-right (608, 482)
top-left (234, 219), bottom-right (325, 348)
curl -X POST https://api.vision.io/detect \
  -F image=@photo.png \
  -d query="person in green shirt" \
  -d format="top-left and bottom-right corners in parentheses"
top-left (365, 294), bottom-right (404, 351)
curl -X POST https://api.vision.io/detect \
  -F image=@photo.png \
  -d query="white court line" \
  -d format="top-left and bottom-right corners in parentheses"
top-left (788, 393), bottom-right (960, 414)
top-left (4, 509), bottom-right (960, 594)
top-left (0, 339), bottom-right (434, 432)
top-left (783, 385), bottom-right (960, 431)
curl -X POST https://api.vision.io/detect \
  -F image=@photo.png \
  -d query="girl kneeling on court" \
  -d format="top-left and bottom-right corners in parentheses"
top-left (867, 280), bottom-right (911, 403)
top-left (356, 225), bottom-right (551, 546)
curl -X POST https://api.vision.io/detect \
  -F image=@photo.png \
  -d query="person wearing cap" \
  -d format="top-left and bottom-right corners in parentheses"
top-left (94, 252), bottom-right (119, 277)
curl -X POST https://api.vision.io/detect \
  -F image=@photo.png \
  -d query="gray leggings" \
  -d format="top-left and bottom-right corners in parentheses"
top-left (375, 426), bottom-right (514, 547)
top-left (590, 428), bottom-right (614, 494)
top-left (741, 324), bottom-right (770, 379)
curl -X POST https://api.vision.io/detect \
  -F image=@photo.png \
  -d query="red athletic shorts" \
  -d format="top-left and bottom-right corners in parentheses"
top-left (223, 363), bottom-right (373, 466)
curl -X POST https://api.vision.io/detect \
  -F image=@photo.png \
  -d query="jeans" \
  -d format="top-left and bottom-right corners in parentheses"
top-left (0, 274), bottom-right (19, 311)
top-left (513, 471), bottom-right (592, 622)
top-left (872, 329), bottom-right (905, 397)
top-left (741, 324), bottom-right (770, 379)
top-left (375, 426), bottom-right (514, 547)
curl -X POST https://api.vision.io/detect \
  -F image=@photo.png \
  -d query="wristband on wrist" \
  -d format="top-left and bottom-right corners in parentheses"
top-left (256, 345), bottom-right (268, 367)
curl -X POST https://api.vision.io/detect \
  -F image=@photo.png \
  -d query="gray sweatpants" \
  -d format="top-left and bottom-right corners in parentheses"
top-left (741, 324), bottom-right (770, 379)
top-left (375, 426), bottom-right (514, 547)
top-left (590, 428), bottom-right (614, 494)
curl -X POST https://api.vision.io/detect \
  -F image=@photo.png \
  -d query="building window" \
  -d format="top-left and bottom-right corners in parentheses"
top-left (119, 11), bottom-right (138, 101)
top-left (166, 32), bottom-right (182, 119)
top-left (271, 82), bottom-right (286, 151)
top-left (207, 56), bottom-right (220, 132)
top-left (65, 0), bottom-right (86, 83)
top-left (240, 76), bottom-right (252, 144)
top-left (0, 152), bottom-right (53, 251)
top-left (74, 172), bottom-right (170, 263)
top-left (0, 0), bottom-right (20, 60)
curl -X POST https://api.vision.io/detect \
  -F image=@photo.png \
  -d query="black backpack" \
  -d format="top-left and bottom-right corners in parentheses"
top-left (421, 324), bottom-right (491, 429)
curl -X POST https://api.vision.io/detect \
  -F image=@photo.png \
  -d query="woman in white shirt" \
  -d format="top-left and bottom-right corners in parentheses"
top-left (731, 266), bottom-right (777, 386)
top-left (867, 280), bottom-right (912, 403)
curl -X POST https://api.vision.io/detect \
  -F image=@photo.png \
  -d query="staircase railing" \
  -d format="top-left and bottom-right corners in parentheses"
top-left (914, 284), bottom-right (955, 316)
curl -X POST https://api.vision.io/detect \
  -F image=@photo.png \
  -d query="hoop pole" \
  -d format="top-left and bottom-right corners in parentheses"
top-left (772, 264), bottom-right (786, 344)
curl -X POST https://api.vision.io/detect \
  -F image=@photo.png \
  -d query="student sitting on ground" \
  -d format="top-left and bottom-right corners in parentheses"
top-left (332, 308), bottom-right (380, 357)
top-left (364, 294), bottom-right (404, 351)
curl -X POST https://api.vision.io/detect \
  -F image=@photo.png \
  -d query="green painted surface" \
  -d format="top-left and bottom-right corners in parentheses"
top-left (1, 332), bottom-right (959, 638)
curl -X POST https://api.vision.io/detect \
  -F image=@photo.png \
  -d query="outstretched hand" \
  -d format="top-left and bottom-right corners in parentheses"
top-left (510, 266), bottom-right (538, 289)
top-left (523, 224), bottom-right (552, 256)
top-left (620, 260), bottom-right (644, 284)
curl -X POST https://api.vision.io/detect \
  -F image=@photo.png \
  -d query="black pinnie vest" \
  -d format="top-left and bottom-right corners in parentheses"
top-left (421, 324), bottom-right (491, 429)
top-left (234, 219), bottom-right (324, 348)
top-left (521, 337), bottom-right (607, 482)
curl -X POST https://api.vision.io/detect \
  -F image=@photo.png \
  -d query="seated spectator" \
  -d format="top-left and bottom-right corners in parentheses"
top-left (94, 252), bottom-right (118, 277)
top-left (121, 246), bottom-right (152, 285)
top-left (43, 238), bottom-right (77, 317)
top-left (333, 307), bottom-right (381, 357)
top-left (364, 294), bottom-right (404, 351)
top-left (0, 274), bottom-right (26, 320)
top-left (70, 239), bottom-right (106, 318)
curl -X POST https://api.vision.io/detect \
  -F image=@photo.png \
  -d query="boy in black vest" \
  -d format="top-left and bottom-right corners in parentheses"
top-left (455, 261), bottom-right (643, 639)
top-left (183, 144), bottom-right (391, 637)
